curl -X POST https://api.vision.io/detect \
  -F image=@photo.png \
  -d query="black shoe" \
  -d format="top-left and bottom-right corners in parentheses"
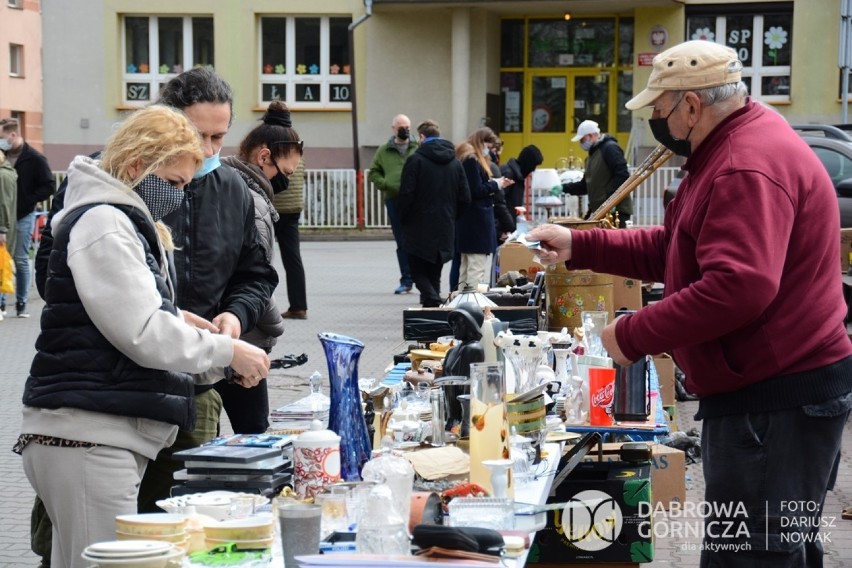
top-left (15, 302), bottom-right (29, 318)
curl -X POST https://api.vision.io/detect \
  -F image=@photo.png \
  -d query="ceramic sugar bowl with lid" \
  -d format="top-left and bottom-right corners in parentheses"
top-left (293, 419), bottom-right (342, 499)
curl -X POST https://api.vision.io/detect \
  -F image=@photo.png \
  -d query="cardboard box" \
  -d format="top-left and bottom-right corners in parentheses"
top-left (842, 229), bottom-right (852, 272)
top-left (530, 461), bottom-right (653, 564)
top-left (611, 277), bottom-right (643, 312)
top-left (653, 353), bottom-right (675, 407)
top-left (498, 242), bottom-right (544, 278)
top-left (581, 443), bottom-right (686, 511)
top-left (402, 306), bottom-right (538, 341)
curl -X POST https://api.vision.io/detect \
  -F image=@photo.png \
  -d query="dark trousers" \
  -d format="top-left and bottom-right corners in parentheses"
top-left (385, 198), bottom-right (412, 287)
top-left (408, 253), bottom-right (444, 307)
top-left (214, 378), bottom-right (270, 434)
top-left (700, 396), bottom-right (849, 568)
top-left (449, 252), bottom-right (460, 291)
top-left (273, 212), bottom-right (308, 311)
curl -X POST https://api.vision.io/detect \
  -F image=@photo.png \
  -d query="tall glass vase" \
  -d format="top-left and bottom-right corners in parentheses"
top-left (469, 362), bottom-right (513, 498)
top-left (319, 332), bottom-right (372, 481)
top-left (497, 334), bottom-right (546, 394)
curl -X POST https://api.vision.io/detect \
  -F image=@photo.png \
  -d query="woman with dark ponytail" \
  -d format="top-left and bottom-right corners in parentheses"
top-left (219, 100), bottom-right (304, 433)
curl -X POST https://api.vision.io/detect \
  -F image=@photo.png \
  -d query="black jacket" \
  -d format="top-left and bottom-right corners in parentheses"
top-left (25, 204), bottom-right (196, 430)
top-left (456, 156), bottom-right (497, 255)
top-left (163, 165), bottom-right (278, 331)
top-left (500, 145), bottom-right (543, 211)
top-left (13, 142), bottom-right (55, 219)
top-left (398, 139), bottom-right (470, 264)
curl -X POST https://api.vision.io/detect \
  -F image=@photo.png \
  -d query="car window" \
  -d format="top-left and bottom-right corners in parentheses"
top-left (812, 147), bottom-right (852, 185)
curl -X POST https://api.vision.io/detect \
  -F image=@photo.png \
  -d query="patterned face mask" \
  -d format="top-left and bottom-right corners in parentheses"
top-left (133, 174), bottom-right (185, 221)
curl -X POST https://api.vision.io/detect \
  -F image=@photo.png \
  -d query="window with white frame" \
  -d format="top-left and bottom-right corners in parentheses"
top-left (121, 15), bottom-right (214, 106)
top-left (259, 16), bottom-right (352, 109)
top-left (7, 0), bottom-right (22, 8)
top-left (687, 3), bottom-right (792, 103)
top-left (9, 44), bottom-right (22, 77)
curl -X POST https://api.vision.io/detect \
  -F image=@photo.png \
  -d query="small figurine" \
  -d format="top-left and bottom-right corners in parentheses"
top-left (440, 303), bottom-right (485, 435)
top-left (442, 303), bottom-right (485, 378)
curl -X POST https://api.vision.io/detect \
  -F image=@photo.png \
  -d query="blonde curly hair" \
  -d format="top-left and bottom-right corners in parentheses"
top-left (100, 105), bottom-right (203, 185)
top-left (100, 105), bottom-right (203, 249)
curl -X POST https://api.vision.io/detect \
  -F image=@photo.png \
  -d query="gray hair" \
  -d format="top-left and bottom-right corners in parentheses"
top-left (695, 81), bottom-right (749, 106)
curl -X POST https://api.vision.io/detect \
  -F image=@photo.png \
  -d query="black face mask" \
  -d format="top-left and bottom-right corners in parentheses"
top-left (396, 127), bottom-right (410, 141)
top-left (649, 96), bottom-right (693, 158)
top-left (271, 163), bottom-right (289, 194)
top-left (134, 174), bottom-right (184, 221)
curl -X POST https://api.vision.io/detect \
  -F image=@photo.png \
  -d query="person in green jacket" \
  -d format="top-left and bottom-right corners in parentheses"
top-left (369, 114), bottom-right (418, 294)
top-left (0, 149), bottom-right (17, 319)
top-left (560, 120), bottom-right (631, 227)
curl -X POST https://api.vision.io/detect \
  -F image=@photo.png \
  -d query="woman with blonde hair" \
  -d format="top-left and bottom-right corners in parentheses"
top-left (454, 127), bottom-right (514, 290)
top-left (16, 105), bottom-right (270, 568)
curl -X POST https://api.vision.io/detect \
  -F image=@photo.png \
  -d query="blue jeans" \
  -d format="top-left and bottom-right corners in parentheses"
top-left (699, 394), bottom-right (851, 567)
top-left (14, 212), bottom-right (35, 305)
top-left (385, 198), bottom-right (412, 287)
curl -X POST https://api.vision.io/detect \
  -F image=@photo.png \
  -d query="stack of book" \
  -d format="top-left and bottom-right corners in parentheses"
top-left (171, 434), bottom-right (294, 497)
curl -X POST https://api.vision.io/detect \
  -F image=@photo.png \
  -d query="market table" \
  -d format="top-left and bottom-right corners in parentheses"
top-left (263, 441), bottom-right (564, 567)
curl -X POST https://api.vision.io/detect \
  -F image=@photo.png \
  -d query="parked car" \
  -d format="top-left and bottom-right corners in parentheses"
top-left (663, 124), bottom-right (852, 227)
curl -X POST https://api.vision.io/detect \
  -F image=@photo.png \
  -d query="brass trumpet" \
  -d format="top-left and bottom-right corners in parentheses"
top-left (589, 144), bottom-right (674, 223)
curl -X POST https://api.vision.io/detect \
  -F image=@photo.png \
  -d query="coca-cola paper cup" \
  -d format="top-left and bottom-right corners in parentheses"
top-left (588, 367), bottom-right (616, 426)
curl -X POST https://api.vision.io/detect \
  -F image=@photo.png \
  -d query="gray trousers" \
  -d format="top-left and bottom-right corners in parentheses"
top-left (23, 443), bottom-right (147, 568)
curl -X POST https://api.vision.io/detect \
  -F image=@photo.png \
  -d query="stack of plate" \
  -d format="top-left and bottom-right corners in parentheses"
top-left (203, 514), bottom-right (276, 551)
top-left (115, 514), bottom-right (189, 552)
top-left (81, 539), bottom-right (183, 568)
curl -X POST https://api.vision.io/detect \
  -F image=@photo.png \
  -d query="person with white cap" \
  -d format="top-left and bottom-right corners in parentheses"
top-left (528, 40), bottom-right (851, 566)
top-left (558, 119), bottom-right (631, 226)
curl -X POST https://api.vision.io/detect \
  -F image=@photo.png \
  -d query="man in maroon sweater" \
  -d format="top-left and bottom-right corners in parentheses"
top-left (530, 41), bottom-right (852, 567)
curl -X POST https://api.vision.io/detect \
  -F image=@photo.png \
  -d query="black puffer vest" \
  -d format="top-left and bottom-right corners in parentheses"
top-left (23, 204), bottom-right (196, 430)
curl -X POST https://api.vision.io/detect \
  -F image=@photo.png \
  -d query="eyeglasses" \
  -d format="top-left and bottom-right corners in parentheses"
top-left (273, 139), bottom-right (305, 152)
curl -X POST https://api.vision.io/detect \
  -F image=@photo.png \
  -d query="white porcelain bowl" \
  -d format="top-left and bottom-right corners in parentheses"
top-left (156, 491), bottom-right (268, 521)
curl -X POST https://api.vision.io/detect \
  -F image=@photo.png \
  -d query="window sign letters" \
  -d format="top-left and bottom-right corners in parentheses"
top-left (125, 83), bottom-right (150, 101)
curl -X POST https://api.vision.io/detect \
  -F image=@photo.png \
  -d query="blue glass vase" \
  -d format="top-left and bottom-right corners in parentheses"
top-left (319, 332), bottom-right (372, 481)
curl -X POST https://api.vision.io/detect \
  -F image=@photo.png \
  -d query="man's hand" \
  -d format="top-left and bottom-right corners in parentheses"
top-left (212, 312), bottom-right (242, 339)
top-left (180, 310), bottom-right (220, 333)
top-left (601, 318), bottom-right (632, 366)
top-left (0, 234), bottom-right (6, 247)
top-left (229, 339), bottom-right (271, 388)
top-left (526, 224), bottom-right (573, 265)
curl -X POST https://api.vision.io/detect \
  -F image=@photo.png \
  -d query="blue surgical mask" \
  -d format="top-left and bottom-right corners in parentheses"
top-left (0, 138), bottom-right (10, 152)
top-left (580, 140), bottom-right (593, 152)
top-left (193, 151), bottom-right (221, 179)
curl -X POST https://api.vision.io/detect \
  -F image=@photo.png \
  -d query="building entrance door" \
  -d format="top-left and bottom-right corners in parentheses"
top-left (528, 70), bottom-right (610, 168)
